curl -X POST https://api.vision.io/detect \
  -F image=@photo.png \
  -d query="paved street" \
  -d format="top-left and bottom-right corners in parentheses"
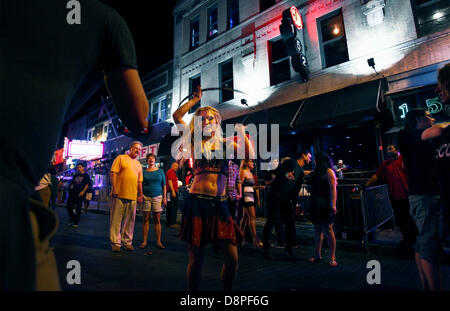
top-left (52, 205), bottom-right (450, 291)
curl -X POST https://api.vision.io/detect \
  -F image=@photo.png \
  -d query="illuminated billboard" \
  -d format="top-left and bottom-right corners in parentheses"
top-left (64, 138), bottom-right (104, 160)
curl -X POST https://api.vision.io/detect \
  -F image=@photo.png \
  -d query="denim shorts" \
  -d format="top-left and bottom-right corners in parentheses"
top-left (409, 195), bottom-right (442, 264)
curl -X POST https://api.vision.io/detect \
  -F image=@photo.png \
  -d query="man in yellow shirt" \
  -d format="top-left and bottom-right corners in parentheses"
top-left (110, 141), bottom-right (144, 252)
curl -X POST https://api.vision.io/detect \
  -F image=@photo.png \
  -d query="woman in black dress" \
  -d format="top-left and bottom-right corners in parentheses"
top-left (308, 152), bottom-right (338, 266)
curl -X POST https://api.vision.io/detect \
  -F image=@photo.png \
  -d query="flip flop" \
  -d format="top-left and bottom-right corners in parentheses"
top-left (156, 244), bottom-right (166, 249)
top-left (145, 251), bottom-right (153, 255)
top-left (139, 243), bottom-right (147, 249)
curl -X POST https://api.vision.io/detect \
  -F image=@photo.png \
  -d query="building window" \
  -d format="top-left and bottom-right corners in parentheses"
top-left (191, 17), bottom-right (200, 50)
top-left (227, 0), bottom-right (240, 30)
top-left (412, 0), bottom-right (449, 37)
top-left (87, 129), bottom-right (94, 141)
top-left (318, 9), bottom-right (349, 68)
top-left (189, 76), bottom-right (201, 113)
top-left (150, 97), bottom-right (171, 125)
top-left (260, 0), bottom-right (276, 12)
top-left (269, 39), bottom-right (291, 86)
top-left (160, 98), bottom-right (168, 121)
top-left (220, 60), bottom-right (234, 102)
top-left (151, 102), bottom-right (159, 124)
top-left (103, 123), bottom-right (109, 141)
top-left (208, 5), bottom-right (219, 40)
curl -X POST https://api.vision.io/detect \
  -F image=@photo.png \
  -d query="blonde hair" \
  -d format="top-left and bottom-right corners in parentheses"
top-left (188, 106), bottom-right (223, 158)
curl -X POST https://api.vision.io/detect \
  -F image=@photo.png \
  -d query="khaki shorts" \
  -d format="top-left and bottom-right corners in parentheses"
top-left (142, 195), bottom-right (163, 213)
top-left (85, 193), bottom-right (92, 200)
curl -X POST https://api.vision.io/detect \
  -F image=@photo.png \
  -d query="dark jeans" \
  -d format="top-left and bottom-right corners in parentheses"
top-left (391, 198), bottom-right (418, 244)
top-left (263, 195), bottom-right (297, 252)
top-left (263, 196), bottom-right (284, 249)
top-left (166, 194), bottom-right (179, 227)
top-left (66, 196), bottom-right (82, 225)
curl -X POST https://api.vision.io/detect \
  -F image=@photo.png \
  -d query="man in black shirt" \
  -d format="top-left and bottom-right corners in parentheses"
top-left (263, 151), bottom-right (311, 259)
top-left (67, 163), bottom-right (92, 228)
top-left (398, 108), bottom-right (442, 291)
top-left (0, 0), bottom-right (149, 290)
top-left (422, 63), bottom-right (450, 229)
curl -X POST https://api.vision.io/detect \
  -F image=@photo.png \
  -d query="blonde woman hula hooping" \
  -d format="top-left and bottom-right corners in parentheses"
top-left (172, 86), bottom-right (254, 291)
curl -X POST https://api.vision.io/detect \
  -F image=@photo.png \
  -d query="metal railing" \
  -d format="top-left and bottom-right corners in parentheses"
top-left (173, 182), bottom-right (393, 247)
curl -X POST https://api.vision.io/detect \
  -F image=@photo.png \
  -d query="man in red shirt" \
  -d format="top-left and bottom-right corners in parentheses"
top-left (166, 162), bottom-right (179, 228)
top-left (366, 144), bottom-right (418, 247)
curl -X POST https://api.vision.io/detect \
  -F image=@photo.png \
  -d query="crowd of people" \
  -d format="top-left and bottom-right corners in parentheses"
top-left (1, 1), bottom-right (447, 292)
top-left (38, 63), bottom-right (449, 292)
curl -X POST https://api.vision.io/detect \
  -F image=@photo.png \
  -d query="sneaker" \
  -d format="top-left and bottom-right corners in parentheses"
top-left (72, 224), bottom-right (79, 228)
top-left (329, 259), bottom-right (338, 267)
top-left (124, 245), bottom-right (134, 251)
top-left (112, 245), bottom-right (121, 253)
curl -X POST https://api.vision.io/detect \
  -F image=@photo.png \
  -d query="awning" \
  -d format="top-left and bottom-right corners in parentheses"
top-left (295, 79), bottom-right (386, 131)
top-left (222, 79), bottom-right (386, 132)
top-left (222, 101), bottom-right (300, 129)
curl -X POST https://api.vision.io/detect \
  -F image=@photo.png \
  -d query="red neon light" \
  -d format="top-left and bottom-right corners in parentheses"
top-left (290, 6), bottom-right (303, 30)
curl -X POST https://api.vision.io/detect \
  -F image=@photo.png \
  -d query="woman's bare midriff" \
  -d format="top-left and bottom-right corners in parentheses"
top-left (189, 172), bottom-right (227, 197)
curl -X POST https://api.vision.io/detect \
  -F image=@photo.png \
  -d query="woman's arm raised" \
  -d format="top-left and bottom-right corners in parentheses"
top-left (172, 86), bottom-right (202, 127)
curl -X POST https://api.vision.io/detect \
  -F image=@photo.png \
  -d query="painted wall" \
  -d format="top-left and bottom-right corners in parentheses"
top-left (172, 0), bottom-right (450, 122)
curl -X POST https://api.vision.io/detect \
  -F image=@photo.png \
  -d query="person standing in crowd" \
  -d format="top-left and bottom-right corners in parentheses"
top-left (34, 171), bottom-right (52, 208)
top-left (66, 163), bottom-right (91, 228)
top-left (263, 157), bottom-right (292, 259)
top-left (398, 108), bottom-right (442, 291)
top-left (422, 63), bottom-right (450, 238)
top-left (240, 159), bottom-right (262, 248)
top-left (48, 167), bottom-right (59, 211)
top-left (185, 170), bottom-right (194, 187)
top-left (366, 144), bottom-right (418, 248)
top-left (263, 151), bottom-right (311, 259)
top-left (226, 159), bottom-right (242, 220)
top-left (110, 142), bottom-right (144, 253)
top-left (83, 177), bottom-right (93, 214)
top-left (283, 151), bottom-right (312, 257)
top-left (308, 152), bottom-right (338, 267)
top-left (0, 0), bottom-right (149, 290)
top-left (173, 86), bottom-right (252, 291)
top-left (166, 161), bottom-right (180, 229)
top-left (263, 158), bottom-right (284, 249)
top-left (140, 153), bottom-right (167, 251)
top-left (334, 159), bottom-right (347, 180)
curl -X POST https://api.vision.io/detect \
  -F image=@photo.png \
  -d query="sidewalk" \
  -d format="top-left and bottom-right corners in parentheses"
top-left (56, 201), bottom-right (449, 262)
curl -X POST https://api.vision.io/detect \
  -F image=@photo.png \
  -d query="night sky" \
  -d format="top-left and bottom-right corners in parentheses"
top-left (100, 0), bottom-right (178, 75)
top-left (66, 1), bottom-right (178, 124)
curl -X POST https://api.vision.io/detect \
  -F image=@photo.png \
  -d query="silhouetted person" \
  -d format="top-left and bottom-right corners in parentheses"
top-left (0, 0), bottom-right (149, 290)
top-left (398, 108), bottom-right (442, 291)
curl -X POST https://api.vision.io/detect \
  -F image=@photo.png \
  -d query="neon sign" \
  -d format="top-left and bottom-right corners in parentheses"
top-left (290, 6), bottom-right (303, 30)
top-left (64, 139), bottom-right (104, 160)
top-left (426, 97), bottom-right (443, 114)
top-left (399, 103), bottom-right (408, 119)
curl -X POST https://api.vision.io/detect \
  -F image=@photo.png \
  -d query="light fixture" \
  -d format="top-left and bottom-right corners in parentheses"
top-left (433, 11), bottom-right (443, 20)
top-left (333, 26), bottom-right (340, 35)
top-left (367, 57), bottom-right (379, 74)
